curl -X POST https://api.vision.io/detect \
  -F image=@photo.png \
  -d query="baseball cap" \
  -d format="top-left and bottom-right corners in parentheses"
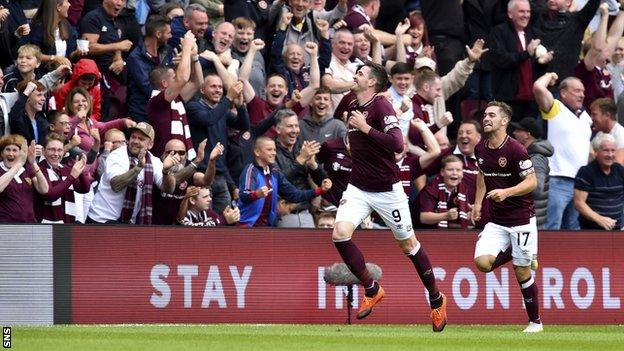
top-left (414, 57), bottom-right (437, 71)
top-left (510, 117), bottom-right (542, 139)
top-left (128, 122), bottom-right (155, 140)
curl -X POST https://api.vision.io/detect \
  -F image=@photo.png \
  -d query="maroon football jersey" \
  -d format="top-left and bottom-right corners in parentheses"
top-left (475, 136), bottom-right (535, 226)
top-left (318, 138), bottom-right (352, 206)
top-left (347, 95), bottom-right (401, 192)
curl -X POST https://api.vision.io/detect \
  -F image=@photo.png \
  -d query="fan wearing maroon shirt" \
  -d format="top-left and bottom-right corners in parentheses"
top-left (36, 134), bottom-right (91, 223)
top-left (147, 30), bottom-right (203, 159)
top-left (332, 61), bottom-right (447, 332)
top-left (0, 135), bottom-right (49, 223)
top-left (471, 101), bottom-right (542, 333)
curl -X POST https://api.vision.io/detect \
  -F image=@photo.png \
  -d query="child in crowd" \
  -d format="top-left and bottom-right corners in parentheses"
top-left (177, 186), bottom-right (240, 226)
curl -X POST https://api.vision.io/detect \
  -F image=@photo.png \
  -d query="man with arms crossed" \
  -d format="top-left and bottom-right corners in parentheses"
top-left (471, 101), bottom-right (542, 333)
top-left (332, 61), bottom-right (447, 332)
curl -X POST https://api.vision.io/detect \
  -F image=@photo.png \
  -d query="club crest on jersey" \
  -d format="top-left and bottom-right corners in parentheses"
top-left (498, 157), bottom-right (507, 167)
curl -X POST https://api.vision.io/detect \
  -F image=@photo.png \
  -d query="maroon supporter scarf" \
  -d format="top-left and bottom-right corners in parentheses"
top-left (41, 161), bottom-right (77, 223)
top-left (119, 150), bottom-right (153, 224)
top-left (435, 179), bottom-right (469, 229)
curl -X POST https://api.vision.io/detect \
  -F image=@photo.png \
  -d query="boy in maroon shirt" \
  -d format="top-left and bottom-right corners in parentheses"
top-left (471, 101), bottom-right (542, 333)
top-left (332, 61), bottom-right (447, 331)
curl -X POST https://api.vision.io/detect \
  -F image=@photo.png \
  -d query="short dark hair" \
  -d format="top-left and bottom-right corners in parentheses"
top-left (275, 109), bottom-right (298, 126)
top-left (460, 119), bottom-right (483, 135)
top-left (267, 73), bottom-right (287, 85)
top-left (590, 98), bottom-right (617, 120)
top-left (149, 65), bottom-right (171, 89)
top-left (145, 15), bottom-right (170, 37)
top-left (487, 101), bottom-right (513, 120)
top-left (47, 110), bottom-right (64, 124)
top-left (390, 62), bottom-right (412, 76)
top-left (360, 60), bottom-right (388, 93)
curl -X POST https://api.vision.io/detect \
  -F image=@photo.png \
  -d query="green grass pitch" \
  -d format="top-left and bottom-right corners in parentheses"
top-left (15, 324), bottom-right (624, 351)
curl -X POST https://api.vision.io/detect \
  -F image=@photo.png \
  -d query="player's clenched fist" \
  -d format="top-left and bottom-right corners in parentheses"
top-left (320, 179), bottom-right (332, 191)
top-left (349, 110), bottom-right (371, 133)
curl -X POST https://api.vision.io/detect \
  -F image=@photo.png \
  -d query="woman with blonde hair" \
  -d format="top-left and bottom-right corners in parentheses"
top-left (177, 186), bottom-right (240, 226)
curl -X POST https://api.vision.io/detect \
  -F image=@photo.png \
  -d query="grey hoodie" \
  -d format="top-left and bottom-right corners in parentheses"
top-left (528, 139), bottom-right (554, 228)
top-left (299, 114), bottom-right (347, 144)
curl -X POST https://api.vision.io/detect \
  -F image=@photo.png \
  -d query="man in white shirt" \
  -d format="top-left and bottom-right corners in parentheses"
top-left (533, 72), bottom-right (592, 230)
top-left (87, 122), bottom-right (175, 224)
top-left (322, 28), bottom-right (358, 108)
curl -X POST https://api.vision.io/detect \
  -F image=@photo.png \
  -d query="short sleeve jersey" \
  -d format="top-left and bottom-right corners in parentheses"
top-left (80, 7), bottom-right (122, 72)
top-left (347, 95), bottom-right (401, 192)
top-left (0, 163), bottom-right (36, 223)
top-left (318, 138), bottom-right (352, 206)
top-left (475, 136), bottom-right (535, 226)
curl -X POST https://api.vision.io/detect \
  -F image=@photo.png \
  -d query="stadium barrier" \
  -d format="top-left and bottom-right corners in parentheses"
top-left (1, 225), bottom-right (622, 325)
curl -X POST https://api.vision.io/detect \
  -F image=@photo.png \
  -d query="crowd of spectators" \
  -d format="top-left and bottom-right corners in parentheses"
top-left (1, 0), bottom-right (623, 230)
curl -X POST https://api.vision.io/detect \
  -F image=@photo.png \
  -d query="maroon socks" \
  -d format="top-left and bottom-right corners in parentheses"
top-left (520, 276), bottom-right (541, 323)
top-left (407, 245), bottom-right (442, 309)
top-left (334, 239), bottom-right (377, 297)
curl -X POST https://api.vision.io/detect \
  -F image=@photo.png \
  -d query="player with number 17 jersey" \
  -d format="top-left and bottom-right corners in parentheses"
top-left (474, 135), bottom-right (536, 227)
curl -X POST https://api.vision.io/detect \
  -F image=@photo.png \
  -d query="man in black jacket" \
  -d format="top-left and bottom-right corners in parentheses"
top-left (488, 0), bottom-right (551, 122)
top-left (529, 0), bottom-right (600, 85)
top-left (9, 81), bottom-right (48, 145)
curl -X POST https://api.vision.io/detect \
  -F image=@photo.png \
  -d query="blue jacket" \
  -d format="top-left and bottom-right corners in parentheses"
top-left (126, 40), bottom-right (173, 122)
top-left (238, 162), bottom-right (317, 227)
